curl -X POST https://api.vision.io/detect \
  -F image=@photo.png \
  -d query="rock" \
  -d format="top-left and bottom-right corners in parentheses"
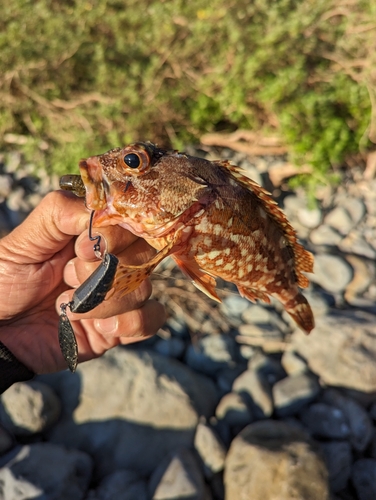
top-left (149, 448), bottom-right (206, 500)
top-left (339, 231), bottom-right (376, 259)
top-left (310, 224), bottom-right (343, 246)
top-left (368, 429), bottom-right (376, 459)
top-left (342, 197), bottom-right (366, 225)
top-left (215, 392), bottom-right (253, 428)
top-left (369, 402), bottom-right (376, 421)
top-left (299, 403), bottom-right (350, 439)
top-left (320, 441), bottom-right (352, 493)
top-left (209, 473), bottom-right (224, 500)
top-left (0, 174), bottom-right (12, 199)
top-left (247, 352), bottom-right (286, 385)
top-left (351, 458), bottom-right (376, 500)
top-left (0, 443), bottom-right (92, 499)
top-left (185, 334), bottom-right (238, 376)
top-left (281, 349), bottom-right (308, 376)
top-left (241, 304), bottom-right (275, 325)
top-left (224, 421), bottom-right (329, 500)
top-left (47, 347), bottom-right (218, 478)
top-left (194, 421), bottom-right (226, 478)
top-left (0, 380), bottom-right (61, 436)
top-left (273, 373), bottom-right (321, 417)
top-left (220, 295), bottom-right (250, 318)
top-left (232, 369), bottom-right (274, 419)
top-left (291, 310), bottom-right (376, 392)
top-left (325, 206), bottom-right (354, 235)
top-left (164, 316), bottom-right (189, 338)
top-left (88, 470), bottom-right (148, 500)
top-left (153, 337), bottom-right (186, 358)
top-left (345, 255), bottom-right (374, 303)
top-left (237, 323), bottom-right (284, 342)
top-left (310, 254), bottom-right (353, 294)
top-left (239, 344), bottom-right (256, 360)
top-left (322, 389), bottom-right (373, 451)
top-left (6, 186), bottom-right (29, 212)
top-left (216, 365), bottom-right (246, 395)
top-left (303, 291), bottom-right (331, 318)
top-left (0, 424), bottom-right (13, 455)
top-left (297, 206), bottom-right (322, 229)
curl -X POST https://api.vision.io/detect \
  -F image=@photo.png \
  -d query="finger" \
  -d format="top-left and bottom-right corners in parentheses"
top-left (0, 191), bottom-right (89, 263)
top-left (64, 238), bottom-right (156, 288)
top-left (56, 276), bottom-right (153, 319)
top-left (71, 299), bottom-right (166, 362)
top-left (94, 299), bottom-right (166, 339)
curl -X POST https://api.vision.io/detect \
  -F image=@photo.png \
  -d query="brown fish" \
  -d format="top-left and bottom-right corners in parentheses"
top-left (77, 142), bottom-right (314, 333)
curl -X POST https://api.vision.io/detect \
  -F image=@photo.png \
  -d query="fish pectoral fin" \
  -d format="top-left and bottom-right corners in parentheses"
top-left (237, 285), bottom-right (271, 304)
top-left (172, 256), bottom-right (221, 303)
top-left (114, 241), bottom-right (176, 297)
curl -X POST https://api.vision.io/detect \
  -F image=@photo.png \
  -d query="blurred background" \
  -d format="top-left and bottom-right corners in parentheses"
top-left (1, 0), bottom-right (375, 187)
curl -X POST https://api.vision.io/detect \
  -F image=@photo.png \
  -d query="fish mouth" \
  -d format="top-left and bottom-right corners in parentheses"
top-left (79, 157), bottom-right (107, 211)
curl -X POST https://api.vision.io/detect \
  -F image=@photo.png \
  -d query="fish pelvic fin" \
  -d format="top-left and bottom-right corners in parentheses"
top-left (172, 256), bottom-right (221, 302)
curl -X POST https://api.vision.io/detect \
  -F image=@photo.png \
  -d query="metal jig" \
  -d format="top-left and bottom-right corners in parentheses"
top-left (58, 210), bottom-right (119, 372)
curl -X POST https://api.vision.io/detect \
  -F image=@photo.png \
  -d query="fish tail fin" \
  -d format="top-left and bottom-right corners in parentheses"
top-left (277, 290), bottom-right (315, 334)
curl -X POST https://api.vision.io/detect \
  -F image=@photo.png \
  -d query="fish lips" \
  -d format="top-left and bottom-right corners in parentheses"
top-left (79, 157), bottom-right (108, 211)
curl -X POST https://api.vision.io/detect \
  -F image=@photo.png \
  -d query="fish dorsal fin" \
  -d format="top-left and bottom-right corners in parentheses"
top-left (215, 160), bottom-right (314, 288)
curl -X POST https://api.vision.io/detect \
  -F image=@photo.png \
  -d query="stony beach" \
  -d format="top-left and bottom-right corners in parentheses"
top-left (0, 145), bottom-right (375, 499)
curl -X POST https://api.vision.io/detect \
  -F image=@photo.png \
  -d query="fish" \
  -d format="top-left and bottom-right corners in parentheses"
top-left (75, 142), bottom-right (314, 333)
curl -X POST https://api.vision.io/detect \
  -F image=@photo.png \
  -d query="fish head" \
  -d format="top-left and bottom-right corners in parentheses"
top-left (78, 142), bottom-right (211, 237)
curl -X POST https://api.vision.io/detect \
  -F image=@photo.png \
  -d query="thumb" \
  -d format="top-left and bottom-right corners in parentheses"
top-left (0, 191), bottom-right (90, 263)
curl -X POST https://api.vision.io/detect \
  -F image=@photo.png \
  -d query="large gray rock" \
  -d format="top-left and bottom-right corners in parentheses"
top-left (0, 443), bottom-right (92, 500)
top-left (0, 380), bottom-right (61, 436)
top-left (224, 421), bottom-right (329, 500)
top-left (291, 310), bottom-right (376, 392)
top-left (46, 347), bottom-right (218, 478)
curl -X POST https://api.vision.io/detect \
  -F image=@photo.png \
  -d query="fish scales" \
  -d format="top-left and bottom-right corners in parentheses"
top-left (76, 142), bottom-right (314, 333)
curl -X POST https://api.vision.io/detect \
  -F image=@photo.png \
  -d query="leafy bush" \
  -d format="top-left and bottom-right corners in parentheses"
top-left (0, 0), bottom-right (375, 179)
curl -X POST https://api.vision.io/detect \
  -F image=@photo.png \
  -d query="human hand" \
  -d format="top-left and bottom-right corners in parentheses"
top-left (0, 190), bottom-right (165, 374)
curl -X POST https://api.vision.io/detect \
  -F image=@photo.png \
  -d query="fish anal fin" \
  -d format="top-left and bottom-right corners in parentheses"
top-left (172, 256), bottom-right (221, 302)
top-left (237, 286), bottom-right (271, 304)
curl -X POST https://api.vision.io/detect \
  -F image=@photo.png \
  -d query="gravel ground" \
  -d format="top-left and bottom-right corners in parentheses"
top-left (0, 145), bottom-right (375, 500)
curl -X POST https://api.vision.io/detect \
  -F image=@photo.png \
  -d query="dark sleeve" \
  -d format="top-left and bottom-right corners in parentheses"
top-left (0, 341), bottom-right (35, 394)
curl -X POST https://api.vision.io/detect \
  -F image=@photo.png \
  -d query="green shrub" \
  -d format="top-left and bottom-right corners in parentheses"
top-left (0, 0), bottom-right (374, 180)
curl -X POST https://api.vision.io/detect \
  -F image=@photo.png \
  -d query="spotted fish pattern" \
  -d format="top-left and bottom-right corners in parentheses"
top-left (78, 142), bottom-right (314, 333)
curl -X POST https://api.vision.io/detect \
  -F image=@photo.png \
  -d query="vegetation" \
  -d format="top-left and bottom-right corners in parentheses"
top-left (0, 0), bottom-right (375, 182)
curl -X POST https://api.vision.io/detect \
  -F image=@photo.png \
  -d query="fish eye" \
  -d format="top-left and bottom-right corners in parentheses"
top-left (123, 153), bottom-right (141, 169)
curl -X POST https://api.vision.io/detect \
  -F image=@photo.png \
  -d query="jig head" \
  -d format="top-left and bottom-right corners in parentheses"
top-left (58, 211), bottom-right (119, 372)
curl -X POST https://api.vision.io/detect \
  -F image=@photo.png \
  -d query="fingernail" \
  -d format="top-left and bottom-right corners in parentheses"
top-left (65, 260), bottom-right (80, 287)
top-left (95, 316), bottom-right (119, 334)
